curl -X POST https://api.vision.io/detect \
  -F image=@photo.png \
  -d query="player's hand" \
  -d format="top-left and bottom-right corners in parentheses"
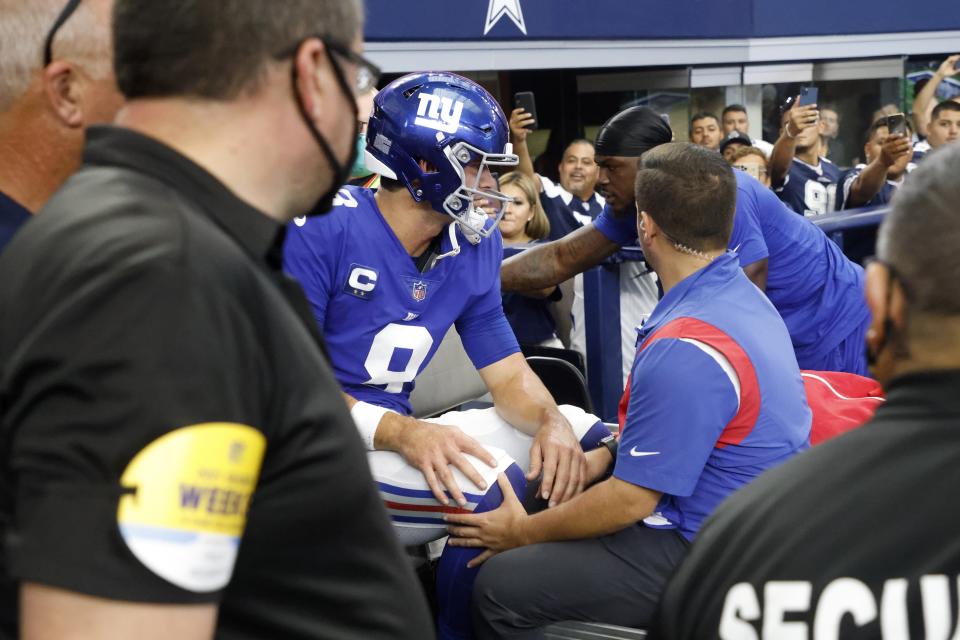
top-left (445, 473), bottom-right (529, 568)
top-left (395, 418), bottom-right (499, 508)
top-left (879, 133), bottom-right (913, 168)
top-left (527, 413), bottom-right (586, 507)
top-left (788, 102), bottom-right (819, 136)
top-left (509, 108), bottom-right (535, 143)
top-left (936, 54), bottom-right (960, 78)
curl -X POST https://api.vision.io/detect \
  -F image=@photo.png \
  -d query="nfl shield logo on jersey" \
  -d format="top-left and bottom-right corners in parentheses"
top-left (412, 281), bottom-right (427, 302)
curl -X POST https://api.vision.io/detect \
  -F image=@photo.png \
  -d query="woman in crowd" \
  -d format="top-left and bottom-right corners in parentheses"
top-left (497, 171), bottom-right (563, 348)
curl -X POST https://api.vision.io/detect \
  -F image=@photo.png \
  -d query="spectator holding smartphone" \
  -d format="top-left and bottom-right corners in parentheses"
top-left (509, 103), bottom-right (608, 362)
top-left (911, 54), bottom-right (959, 148)
top-left (770, 94), bottom-right (841, 216)
top-left (838, 116), bottom-right (914, 210)
top-left (509, 107), bottom-right (604, 240)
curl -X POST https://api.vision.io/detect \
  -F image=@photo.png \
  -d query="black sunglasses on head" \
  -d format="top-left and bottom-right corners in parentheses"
top-left (43, 0), bottom-right (83, 67)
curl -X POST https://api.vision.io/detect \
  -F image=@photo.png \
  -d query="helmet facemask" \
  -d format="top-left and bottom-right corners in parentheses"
top-left (440, 141), bottom-right (518, 244)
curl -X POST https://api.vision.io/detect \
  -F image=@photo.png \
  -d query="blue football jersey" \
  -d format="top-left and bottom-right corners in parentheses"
top-left (283, 186), bottom-right (519, 415)
top-left (912, 140), bottom-right (930, 164)
top-left (539, 176), bottom-right (605, 241)
top-left (733, 173), bottom-right (870, 370)
top-left (775, 157), bottom-right (841, 217)
top-left (837, 163), bottom-right (914, 210)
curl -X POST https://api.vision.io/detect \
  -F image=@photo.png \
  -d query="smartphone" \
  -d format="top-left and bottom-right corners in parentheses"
top-left (513, 91), bottom-right (538, 130)
top-left (798, 86), bottom-right (819, 107)
top-left (886, 113), bottom-right (907, 136)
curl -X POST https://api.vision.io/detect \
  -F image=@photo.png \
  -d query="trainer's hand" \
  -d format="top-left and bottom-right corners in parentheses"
top-left (446, 473), bottom-right (529, 568)
top-left (509, 108), bottom-right (535, 144)
top-left (527, 414), bottom-right (586, 507)
top-left (395, 418), bottom-right (498, 508)
top-left (879, 133), bottom-right (913, 168)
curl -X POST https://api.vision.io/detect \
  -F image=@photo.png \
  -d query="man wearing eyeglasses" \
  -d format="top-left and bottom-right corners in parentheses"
top-left (731, 146), bottom-right (772, 188)
top-left (0, 2), bottom-right (432, 640)
top-left (0, 0), bottom-right (123, 255)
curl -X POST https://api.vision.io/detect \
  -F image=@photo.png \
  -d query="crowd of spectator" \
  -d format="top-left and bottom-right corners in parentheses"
top-left (681, 57), bottom-right (960, 219)
top-left (2, 4), bottom-right (960, 637)
top-left (499, 57), bottom-right (960, 379)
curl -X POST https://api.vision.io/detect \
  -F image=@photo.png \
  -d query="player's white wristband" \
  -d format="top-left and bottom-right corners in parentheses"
top-left (350, 401), bottom-right (395, 451)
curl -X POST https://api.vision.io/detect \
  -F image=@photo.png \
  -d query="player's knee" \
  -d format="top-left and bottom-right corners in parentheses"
top-left (372, 449), bottom-right (524, 546)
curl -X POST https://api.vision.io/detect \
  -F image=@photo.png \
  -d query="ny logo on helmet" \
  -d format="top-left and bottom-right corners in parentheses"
top-left (414, 92), bottom-right (464, 135)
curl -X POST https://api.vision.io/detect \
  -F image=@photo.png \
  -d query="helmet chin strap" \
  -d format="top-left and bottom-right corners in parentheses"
top-left (432, 222), bottom-right (462, 263)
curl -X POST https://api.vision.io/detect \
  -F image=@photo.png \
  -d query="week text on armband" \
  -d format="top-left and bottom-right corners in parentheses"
top-left (116, 423), bottom-right (266, 592)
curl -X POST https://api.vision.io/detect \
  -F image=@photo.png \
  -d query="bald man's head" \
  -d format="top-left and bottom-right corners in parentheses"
top-left (0, 0), bottom-right (115, 112)
top-left (0, 0), bottom-right (122, 212)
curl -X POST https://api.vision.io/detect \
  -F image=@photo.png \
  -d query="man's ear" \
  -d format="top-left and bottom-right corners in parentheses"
top-left (43, 61), bottom-right (84, 128)
top-left (864, 261), bottom-right (891, 354)
top-left (293, 37), bottom-right (330, 119)
top-left (637, 210), bottom-right (659, 243)
top-left (888, 274), bottom-right (908, 334)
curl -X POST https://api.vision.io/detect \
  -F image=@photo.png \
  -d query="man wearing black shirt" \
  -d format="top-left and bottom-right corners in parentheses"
top-left (0, 2), bottom-right (432, 639)
top-left (656, 144), bottom-right (960, 639)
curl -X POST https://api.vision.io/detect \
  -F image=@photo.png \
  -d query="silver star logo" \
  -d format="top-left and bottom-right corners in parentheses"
top-left (484, 0), bottom-right (527, 35)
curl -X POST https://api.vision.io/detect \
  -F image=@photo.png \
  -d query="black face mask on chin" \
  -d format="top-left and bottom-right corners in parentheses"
top-left (291, 45), bottom-right (359, 216)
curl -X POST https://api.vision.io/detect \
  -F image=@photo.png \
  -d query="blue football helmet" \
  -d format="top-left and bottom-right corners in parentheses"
top-left (364, 72), bottom-right (518, 244)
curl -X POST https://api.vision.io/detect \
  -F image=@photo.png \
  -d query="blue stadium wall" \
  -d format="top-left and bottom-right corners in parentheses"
top-left (363, 0), bottom-right (960, 71)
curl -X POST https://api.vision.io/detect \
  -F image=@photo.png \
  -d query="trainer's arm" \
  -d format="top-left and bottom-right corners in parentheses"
top-left (520, 476), bottom-right (660, 543)
top-left (445, 473), bottom-right (661, 566)
top-left (22, 584), bottom-right (216, 640)
top-left (500, 224), bottom-right (620, 292)
top-left (742, 258), bottom-right (768, 291)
